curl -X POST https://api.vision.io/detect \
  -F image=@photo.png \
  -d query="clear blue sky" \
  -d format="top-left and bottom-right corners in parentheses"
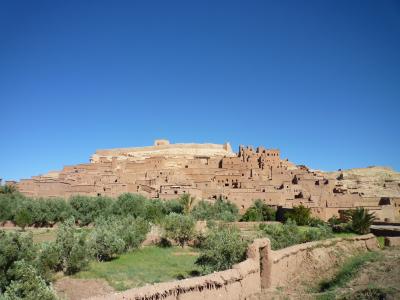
top-left (1, 0), bottom-right (399, 181)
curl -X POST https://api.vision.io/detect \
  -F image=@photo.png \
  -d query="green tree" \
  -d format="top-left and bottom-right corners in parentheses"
top-left (116, 216), bottom-right (150, 250)
top-left (112, 193), bottom-right (146, 218)
top-left (89, 218), bottom-right (125, 261)
top-left (191, 199), bottom-right (239, 221)
top-left (345, 207), bottom-right (376, 234)
top-left (0, 185), bottom-right (18, 194)
top-left (144, 199), bottom-right (166, 223)
top-left (163, 213), bottom-right (195, 247)
top-left (55, 218), bottom-right (91, 274)
top-left (241, 200), bottom-right (276, 221)
top-left (195, 225), bottom-right (247, 273)
top-left (69, 195), bottom-right (113, 226)
top-left (284, 205), bottom-right (311, 226)
top-left (15, 208), bottom-right (32, 231)
top-left (179, 194), bottom-right (196, 215)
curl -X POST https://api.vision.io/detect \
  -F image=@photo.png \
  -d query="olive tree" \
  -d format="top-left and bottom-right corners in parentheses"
top-left (195, 225), bottom-right (247, 273)
top-left (163, 213), bottom-right (195, 247)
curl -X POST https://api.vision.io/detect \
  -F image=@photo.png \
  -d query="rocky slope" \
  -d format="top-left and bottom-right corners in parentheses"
top-left (326, 166), bottom-right (400, 198)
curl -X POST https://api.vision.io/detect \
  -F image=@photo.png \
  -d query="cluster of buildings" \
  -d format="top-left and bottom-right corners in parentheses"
top-left (14, 140), bottom-right (400, 221)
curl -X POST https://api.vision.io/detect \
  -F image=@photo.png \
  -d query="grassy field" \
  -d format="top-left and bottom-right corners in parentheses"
top-left (74, 246), bottom-right (200, 291)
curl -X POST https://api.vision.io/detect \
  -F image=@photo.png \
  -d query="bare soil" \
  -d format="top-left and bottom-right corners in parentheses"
top-left (53, 278), bottom-right (114, 300)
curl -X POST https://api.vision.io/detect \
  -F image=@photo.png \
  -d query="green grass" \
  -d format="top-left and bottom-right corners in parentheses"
top-left (74, 246), bottom-right (200, 291)
top-left (377, 236), bottom-right (385, 248)
top-left (317, 251), bottom-right (380, 293)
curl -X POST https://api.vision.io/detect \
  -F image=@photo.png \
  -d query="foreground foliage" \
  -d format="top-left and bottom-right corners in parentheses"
top-left (1, 261), bottom-right (56, 300)
top-left (0, 230), bottom-right (57, 299)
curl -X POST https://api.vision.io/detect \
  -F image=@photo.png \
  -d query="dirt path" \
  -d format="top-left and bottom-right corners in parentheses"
top-left (54, 278), bottom-right (114, 300)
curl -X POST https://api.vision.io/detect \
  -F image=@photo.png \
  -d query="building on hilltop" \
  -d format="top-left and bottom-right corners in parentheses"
top-left (16, 140), bottom-right (400, 221)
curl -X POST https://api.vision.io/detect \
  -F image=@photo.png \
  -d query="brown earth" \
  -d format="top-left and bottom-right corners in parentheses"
top-left (53, 278), bottom-right (114, 300)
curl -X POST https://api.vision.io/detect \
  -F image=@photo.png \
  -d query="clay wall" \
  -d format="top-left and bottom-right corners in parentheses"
top-left (86, 239), bottom-right (268, 300)
top-left (261, 234), bottom-right (379, 289)
top-left (85, 235), bottom-right (378, 300)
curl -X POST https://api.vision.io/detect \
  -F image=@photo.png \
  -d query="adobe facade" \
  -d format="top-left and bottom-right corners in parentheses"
top-left (16, 140), bottom-right (400, 221)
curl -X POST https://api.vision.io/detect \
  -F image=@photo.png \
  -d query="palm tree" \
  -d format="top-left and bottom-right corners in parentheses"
top-left (179, 194), bottom-right (195, 215)
top-left (346, 207), bottom-right (376, 234)
top-left (0, 184), bottom-right (17, 194)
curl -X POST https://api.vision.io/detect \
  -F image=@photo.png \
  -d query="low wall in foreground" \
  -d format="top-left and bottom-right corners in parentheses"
top-left (87, 239), bottom-right (267, 300)
top-left (87, 235), bottom-right (378, 300)
top-left (261, 234), bottom-right (379, 289)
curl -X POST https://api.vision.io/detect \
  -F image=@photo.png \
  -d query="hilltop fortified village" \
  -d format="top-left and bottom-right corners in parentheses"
top-left (15, 140), bottom-right (400, 221)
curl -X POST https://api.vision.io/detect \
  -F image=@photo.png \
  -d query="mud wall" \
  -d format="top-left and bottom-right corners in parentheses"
top-left (261, 234), bottom-right (379, 289)
top-left (87, 239), bottom-right (268, 300)
top-left (86, 235), bottom-right (378, 300)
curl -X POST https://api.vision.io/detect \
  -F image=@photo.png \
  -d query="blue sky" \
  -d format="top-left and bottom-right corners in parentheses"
top-left (1, 0), bottom-right (399, 181)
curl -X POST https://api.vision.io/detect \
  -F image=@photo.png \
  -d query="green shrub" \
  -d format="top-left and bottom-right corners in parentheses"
top-left (0, 230), bottom-right (36, 292)
top-left (116, 216), bottom-right (150, 250)
top-left (2, 260), bottom-right (57, 300)
top-left (195, 225), bottom-right (247, 273)
top-left (260, 220), bottom-right (333, 250)
top-left (163, 199), bottom-right (184, 215)
top-left (284, 205), bottom-right (311, 226)
top-left (163, 213), bottom-right (195, 247)
top-left (36, 242), bottom-right (62, 282)
top-left (308, 217), bottom-right (325, 227)
top-left (327, 216), bottom-right (341, 226)
top-left (191, 199), bottom-right (239, 221)
top-left (89, 218), bottom-right (125, 261)
top-left (260, 219), bottom-right (302, 249)
top-left (55, 218), bottom-right (91, 274)
top-left (241, 200), bottom-right (276, 221)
